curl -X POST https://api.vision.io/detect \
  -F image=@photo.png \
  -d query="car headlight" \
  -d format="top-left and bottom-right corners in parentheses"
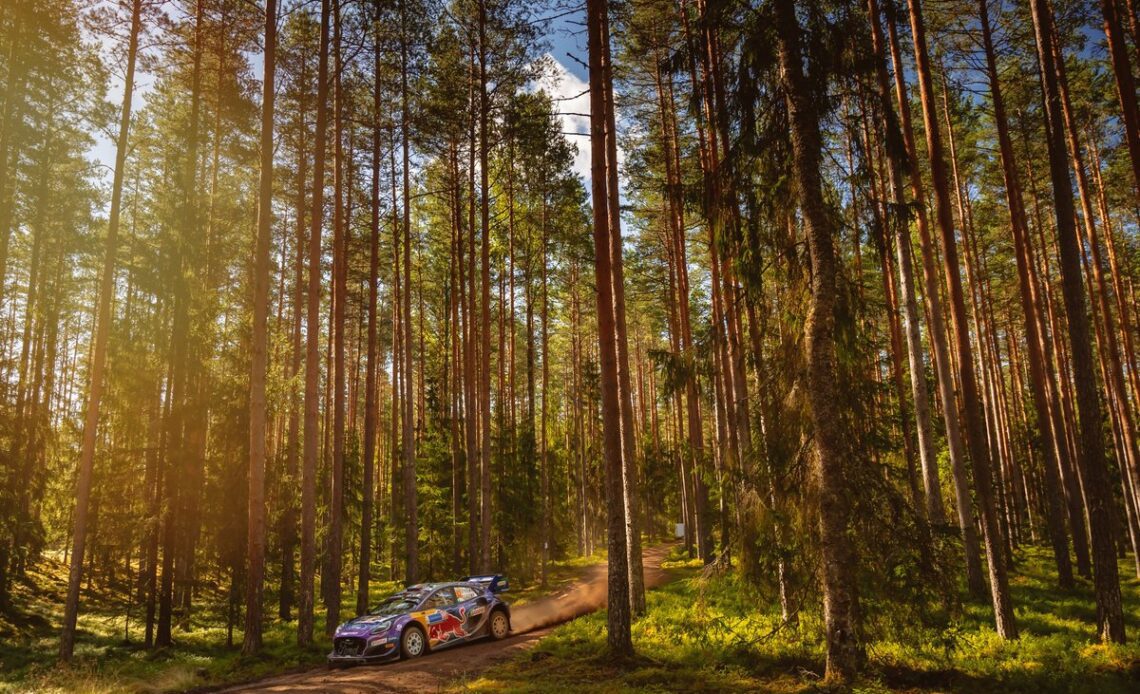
top-left (369, 619), bottom-right (393, 634)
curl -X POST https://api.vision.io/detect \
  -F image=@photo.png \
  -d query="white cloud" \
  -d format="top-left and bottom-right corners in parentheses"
top-left (535, 55), bottom-right (627, 198)
top-left (536, 55), bottom-right (594, 186)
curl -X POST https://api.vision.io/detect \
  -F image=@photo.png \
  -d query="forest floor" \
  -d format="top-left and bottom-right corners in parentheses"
top-left (0, 545), bottom-right (616, 694)
top-left (452, 547), bottom-right (1140, 693)
top-left (3, 545), bottom-right (1140, 693)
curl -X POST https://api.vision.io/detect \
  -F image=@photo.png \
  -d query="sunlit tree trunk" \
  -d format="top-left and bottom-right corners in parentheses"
top-left (299, 0), bottom-right (330, 649)
top-left (865, 0), bottom-right (944, 525)
top-left (280, 47), bottom-right (309, 622)
top-left (399, 0), bottom-right (418, 584)
top-left (465, 41), bottom-right (480, 574)
top-left (158, 0), bottom-right (205, 648)
top-left (325, 0), bottom-right (346, 637)
top-left (977, 0), bottom-right (1075, 588)
top-left (477, 0), bottom-right (494, 574)
top-left (1030, 0), bottom-right (1126, 644)
top-left (773, 0), bottom-right (862, 679)
top-left (883, 1), bottom-right (982, 592)
top-left (358, 0), bottom-right (383, 616)
top-left (540, 190), bottom-right (551, 588)
top-left (587, 0), bottom-right (632, 657)
top-left (598, 0), bottom-right (644, 614)
top-left (908, 0), bottom-right (1017, 637)
top-left (59, 0), bottom-right (143, 661)
top-left (242, 0), bottom-right (277, 655)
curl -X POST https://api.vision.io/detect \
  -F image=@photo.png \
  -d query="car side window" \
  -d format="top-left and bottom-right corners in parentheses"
top-left (426, 587), bottom-right (456, 609)
top-left (454, 586), bottom-right (478, 602)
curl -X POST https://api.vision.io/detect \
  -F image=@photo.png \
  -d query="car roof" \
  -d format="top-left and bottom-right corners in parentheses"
top-left (404, 581), bottom-right (485, 594)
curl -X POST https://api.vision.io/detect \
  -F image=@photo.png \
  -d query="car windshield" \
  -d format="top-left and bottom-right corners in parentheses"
top-left (372, 593), bottom-right (421, 615)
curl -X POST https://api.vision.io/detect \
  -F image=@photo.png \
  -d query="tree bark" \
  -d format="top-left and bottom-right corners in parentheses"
top-left (883, 1), bottom-right (983, 594)
top-left (1029, 0), bottom-right (1126, 644)
top-left (476, 0), bottom-right (493, 574)
top-left (977, 0), bottom-right (1076, 588)
top-left (586, 0), bottom-right (632, 657)
top-left (60, 0), bottom-right (143, 661)
top-left (299, 0), bottom-right (330, 648)
top-left (866, 0), bottom-right (944, 524)
top-left (907, 0), bottom-right (1017, 638)
top-left (359, 0), bottom-right (383, 616)
top-left (242, 0), bottom-right (277, 655)
top-left (773, 0), bottom-right (862, 679)
top-left (400, 0), bottom-right (418, 583)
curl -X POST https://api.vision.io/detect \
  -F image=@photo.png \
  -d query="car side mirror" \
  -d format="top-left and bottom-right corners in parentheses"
top-left (476, 596), bottom-right (488, 606)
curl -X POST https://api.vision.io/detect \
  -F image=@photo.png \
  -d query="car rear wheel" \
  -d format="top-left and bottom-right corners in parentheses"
top-left (401, 625), bottom-right (426, 659)
top-left (489, 610), bottom-right (509, 641)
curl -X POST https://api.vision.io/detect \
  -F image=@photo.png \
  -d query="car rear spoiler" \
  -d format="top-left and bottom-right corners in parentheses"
top-left (462, 574), bottom-right (510, 593)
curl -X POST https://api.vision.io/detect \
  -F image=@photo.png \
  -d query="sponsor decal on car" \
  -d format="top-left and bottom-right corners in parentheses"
top-left (427, 610), bottom-right (467, 644)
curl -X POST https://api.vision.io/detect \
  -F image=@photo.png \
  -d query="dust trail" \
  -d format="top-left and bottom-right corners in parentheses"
top-left (509, 567), bottom-right (610, 633)
top-left (509, 544), bottom-right (672, 634)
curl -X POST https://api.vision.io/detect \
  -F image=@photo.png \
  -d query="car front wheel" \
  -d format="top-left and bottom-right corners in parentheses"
top-left (489, 610), bottom-right (509, 640)
top-left (401, 625), bottom-right (426, 659)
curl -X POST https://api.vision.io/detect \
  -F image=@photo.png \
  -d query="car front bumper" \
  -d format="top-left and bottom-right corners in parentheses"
top-left (327, 634), bottom-right (400, 664)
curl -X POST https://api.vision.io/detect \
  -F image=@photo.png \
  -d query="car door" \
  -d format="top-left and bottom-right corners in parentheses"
top-left (423, 587), bottom-right (465, 648)
top-left (453, 585), bottom-right (486, 637)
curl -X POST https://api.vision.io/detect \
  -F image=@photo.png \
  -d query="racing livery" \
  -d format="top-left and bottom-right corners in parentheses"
top-left (328, 574), bottom-right (511, 666)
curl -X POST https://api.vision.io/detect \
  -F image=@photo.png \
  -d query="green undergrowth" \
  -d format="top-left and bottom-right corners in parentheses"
top-left (0, 548), bottom-right (608, 694)
top-left (453, 546), bottom-right (1140, 693)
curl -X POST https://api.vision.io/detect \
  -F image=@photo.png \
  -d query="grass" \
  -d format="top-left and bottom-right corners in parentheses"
top-left (451, 545), bottom-right (1140, 693)
top-left (0, 550), bottom-right (607, 694)
top-left (7, 544), bottom-right (1140, 692)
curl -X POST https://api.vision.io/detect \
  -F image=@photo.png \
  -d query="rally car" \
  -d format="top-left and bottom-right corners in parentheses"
top-left (328, 574), bottom-right (511, 666)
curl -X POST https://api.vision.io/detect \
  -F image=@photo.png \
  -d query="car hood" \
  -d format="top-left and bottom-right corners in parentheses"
top-left (336, 613), bottom-right (399, 636)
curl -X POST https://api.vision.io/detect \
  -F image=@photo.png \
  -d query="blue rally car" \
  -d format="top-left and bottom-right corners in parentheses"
top-left (328, 574), bottom-right (511, 666)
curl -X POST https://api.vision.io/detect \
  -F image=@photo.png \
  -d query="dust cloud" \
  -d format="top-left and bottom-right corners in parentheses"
top-left (509, 567), bottom-right (610, 633)
top-left (509, 545), bottom-right (671, 634)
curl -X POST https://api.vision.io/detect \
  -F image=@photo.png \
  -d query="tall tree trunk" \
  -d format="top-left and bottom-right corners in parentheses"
top-left (907, 0), bottom-right (1017, 638)
top-left (359, 0), bottom-right (383, 617)
top-left (883, 1), bottom-right (983, 594)
top-left (866, 0), bottom-right (944, 524)
top-left (598, 1), bottom-right (645, 614)
top-left (540, 189), bottom-right (551, 588)
top-left (400, 0), bottom-right (418, 583)
top-left (975, 0), bottom-right (1075, 588)
top-left (586, 0), bottom-right (632, 658)
top-left (326, 0), bottom-right (346, 636)
top-left (281, 59), bottom-right (309, 620)
top-left (465, 41), bottom-right (479, 574)
top-left (1029, 0), bottom-right (1126, 644)
top-left (773, 0), bottom-right (862, 679)
top-left (1050, 21), bottom-right (1140, 523)
top-left (59, 0), bottom-right (143, 661)
top-left (158, 0), bottom-right (205, 648)
top-left (242, 0), bottom-right (277, 655)
top-left (299, 0), bottom-right (330, 648)
top-left (477, 0), bottom-right (493, 573)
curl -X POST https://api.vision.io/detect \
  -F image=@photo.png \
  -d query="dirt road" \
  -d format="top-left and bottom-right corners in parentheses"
top-left (216, 544), bottom-right (674, 693)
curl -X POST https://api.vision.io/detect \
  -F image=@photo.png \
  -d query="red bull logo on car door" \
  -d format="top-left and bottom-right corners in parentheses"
top-left (423, 608), bottom-right (467, 645)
